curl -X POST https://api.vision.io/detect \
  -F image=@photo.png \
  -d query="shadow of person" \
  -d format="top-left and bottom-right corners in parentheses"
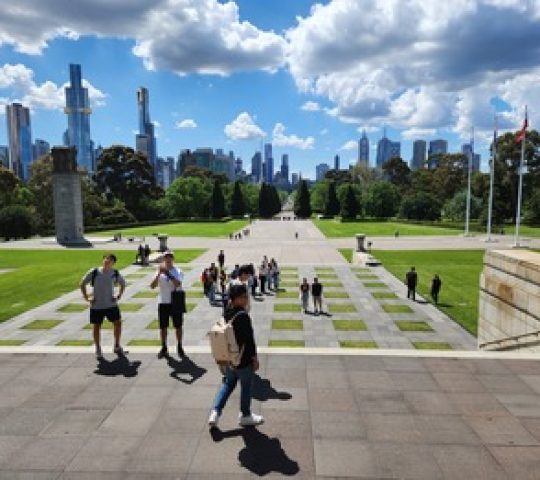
top-left (210, 427), bottom-right (299, 476)
top-left (167, 355), bottom-right (207, 384)
top-left (252, 374), bottom-right (292, 401)
top-left (94, 356), bottom-right (141, 377)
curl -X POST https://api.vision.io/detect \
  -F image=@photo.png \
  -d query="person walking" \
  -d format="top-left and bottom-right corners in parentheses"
top-left (270, 258), bottom-right (280, 291)
top-left (218, 250), bottom-right (225, 270)
top-left (258, 261), bottom-right (268, 294)
top-left (80, 253), bottom-right (126, 359)
top-left (208, 263), bottom-right (219, 305)
top-left (311, 277), bottom-right (323, 315)
top-left (431, 274), bottom-right (442, 305)
top-left (405, 266), bottom-right (418, 301)
top-left (300, 278), bottom-right (310, 313)
top-left (150, 251), bottom-right (185, 359)
top-left (208, 284), bottom-right (263, 428)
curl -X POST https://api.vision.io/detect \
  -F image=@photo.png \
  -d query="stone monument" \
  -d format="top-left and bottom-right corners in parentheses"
top-left (52, 147), bottom-right (86, 245)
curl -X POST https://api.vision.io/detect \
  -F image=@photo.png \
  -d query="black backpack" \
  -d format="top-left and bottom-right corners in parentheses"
top-left (91, 268), bottom-right (120, 287)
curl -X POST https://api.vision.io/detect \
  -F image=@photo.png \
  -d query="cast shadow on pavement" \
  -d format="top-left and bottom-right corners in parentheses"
top-left (252, 374), bottom-right (292, 401)
top-left (94, 356), bottom-right (141, 377)
top-left (211, 427), bottom-right (299, 476)
top-left (167, 355), bottom-right (207, 384)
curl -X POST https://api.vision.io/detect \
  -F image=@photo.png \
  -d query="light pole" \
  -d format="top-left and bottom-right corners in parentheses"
top-left (486, 116), bottom-right (497, 242)
top-left (464, 127), bottom-right (474, 237)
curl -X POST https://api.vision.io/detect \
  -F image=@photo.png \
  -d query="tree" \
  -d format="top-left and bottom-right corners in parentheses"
top-left (0, 205), bottom-right (35, 240)
top-left (211, 179), bottom-right (227, 218)
top-left (399, 192), bottom-right (441, 221)
top-left (524, 189), bottom-right (540, 225)
top-left (431, 154), bottom-right (467, 202)
top-left (310, 180), bottom-right (328, 213)
top-left (442, 189), bottom-right (482, 222)
top-left (340, 184), bottom-right (360, 219)
top-left (382, 157), bottom-right (410, 191)
top-left (294, 180), bottom-right (312, 218)
top-left (230, 180), bottom-right (246, 217)
top-left (165, 176), bottom-right (212, 218)
top-left (324, 169), bottom-right (352, 184)
top-left (94, 145), bottom-right (163, 218)
top-left (364, 181), bottom-right (400, 218)
top-left (269, 185), bottom-right (282, 216)
top-left (27, 155), bottom-right (55, 232)
top-left (0, 166), bottom-right (29, 209)
top-left (324, 181), bottom-right (340, 216)
top-left (258, 183), bottom-right (272, 218)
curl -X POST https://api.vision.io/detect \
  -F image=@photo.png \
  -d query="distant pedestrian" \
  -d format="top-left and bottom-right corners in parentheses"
top-left (80, 254), bottom-right (126, 359)
top-left (144, 244), bottom-right (151, 265)
top-left (394, 230), bottom-right (400, 238)
top-left (311, 277), bottom-right (323, 315)
top-left (208, 284), bottom-right (263, 428)
top-left (431, 274), bottom-right (442, 305)
top-left (218, 250), bottom-right (225, 270)
top-left (300, 278), bottom-right (310, 313)
top-left (219, 269), bottom-right (227, 295)
top-left (258, 262), bottom-right (268, 294)
top-left (136, 244), bottom-right (144, 264)
top-left (208, 263), bottom-right (218, 305)
top-left (150, 251), bottom-right (185, 359)
top-left (270, 258), bottom-right (280, 291)
top-left (295, 232), bottom-right (298, 239)
top-left (405, 267), bottom-right (418, 301)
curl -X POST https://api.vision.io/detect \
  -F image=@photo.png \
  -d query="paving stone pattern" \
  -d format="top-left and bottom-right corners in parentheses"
top-left (0, 352), bottom-right (539, 478)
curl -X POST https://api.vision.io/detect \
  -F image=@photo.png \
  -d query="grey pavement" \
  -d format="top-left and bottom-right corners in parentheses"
top-left (0, 351), bottom-right (539, 478)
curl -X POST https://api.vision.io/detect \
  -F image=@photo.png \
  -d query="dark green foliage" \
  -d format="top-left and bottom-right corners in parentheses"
top-left (364, 181), bottom-right (401, 218)
top-left (230, 180), bottom-right (246, 217)
top-left (0, 205), bottom-right (35, 240)
top-left (340, 184), bottom-right (360, 219)
top-left (382, 157), bottom-right (410, 190)
top-left (524, 189), bottom-right (540, 225)
top-left (166, 176), bottom-right (211, 218)
top-left (399, 191), bottom-right (441, 221)
top-left (442, 190), bottom-right (482, 222)
top-left (211, 179), bottom-right (227, 218)
top-left (258, 183), bottom-right (281, 218)
top-left (324, 181), bottom-right (340, 216)
top-left (294, 180), bottom-right (312, 218)
top-left (324, 169), bottom-right (352, 184)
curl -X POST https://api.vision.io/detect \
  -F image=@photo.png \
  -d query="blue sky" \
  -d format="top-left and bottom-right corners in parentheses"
top-left (1, 0), bottom-right (539, 179)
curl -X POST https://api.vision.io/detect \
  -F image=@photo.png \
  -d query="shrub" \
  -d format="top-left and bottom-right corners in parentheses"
top-left (0, 205), bottom-right (36, 240)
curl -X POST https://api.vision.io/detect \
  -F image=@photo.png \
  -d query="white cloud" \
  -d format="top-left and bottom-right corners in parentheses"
top-left (153, 120), bottom-right (161, 128)
top-left (401, 128), bottom-right (437, 140)
top-left (300, 101), bottom-right (320, 111)
top-left (272, 123), bottom-right (314, 150)
top-left (176, 118), bottom-right (198, 129)
top-left (340, 140), bottom-right (357, 151)
top-left (224, 112), bottom-right (265, 140)
top-left (0, 63), bottom-right (105, 112)
top-left (0, 0), bottom-right (286, 76)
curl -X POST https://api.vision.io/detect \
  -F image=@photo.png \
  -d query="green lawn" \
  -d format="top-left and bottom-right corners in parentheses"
top-left (324, 291), bottom-right (350, 299)
top-left (413, 342), bottom-right (453, 350)
top-left (91, 220), bottom-right (249, 238)
top-left (268, 340), bottom-right (305, 347)
top-left (57, 303), bottom-right (88, 313)
top-left (56, 339), bottom-right (93, 346)
top-left (22, 319), bottom-right (63, 330)
top-left (277, 291), bottom-right (300, 299)
top-left (0, 249), bottom-right (204, 323)
top-left (382, 304), bottom-right (414, 314)
top-left (339, 249), bottom-right (353, 262)
top-left (395, 320), bottom-right (433, 332)
top-left (375, 250), bottom-right (484, 336)
top-left (371, 291), bottom-right (398, 299)
top-left (333, 320), bottom-right (367, 331)
top-left (363, 282), bottom-right (387, 289)
top-left (119, 303), bottom-right (144, 312)
top-left (132, 291), bottom-right (158, 299)
top-left (340, 340), bottom-right (378, 348)
top-left (274, 303), bottom-right (301, 313)
top-left (328, 303), bottom-right (357, 313)
top-left (128, 339), bottom-right (161, 346)
top-left (314, 219), bottom-right (462, 238)
top-left (272, 319), bottom-right (303, 330)
top-left (0, 339), bottom-right (26, 346)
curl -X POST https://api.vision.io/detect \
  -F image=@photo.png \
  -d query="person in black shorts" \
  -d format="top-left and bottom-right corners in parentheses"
top-left (151, 251), bottom-right (185, 358)
top-left (80, 253), bottom-right (126, 359)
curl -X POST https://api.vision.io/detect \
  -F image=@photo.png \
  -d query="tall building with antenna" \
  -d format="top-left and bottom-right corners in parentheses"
top-left (135, 87), bottom-right (157, 176)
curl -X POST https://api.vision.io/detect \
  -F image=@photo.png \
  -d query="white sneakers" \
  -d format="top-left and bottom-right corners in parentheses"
top-left (208, 410), bottom-right (264, 427)
top-left (239, 413), bottom-right (264, 426)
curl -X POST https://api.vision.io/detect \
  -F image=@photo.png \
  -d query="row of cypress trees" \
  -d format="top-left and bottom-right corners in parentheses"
top-left (294, 179), bottom-right (359, 219)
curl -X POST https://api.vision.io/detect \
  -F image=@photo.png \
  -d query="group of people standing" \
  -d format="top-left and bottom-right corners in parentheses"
top-left (405, 266), bottom-right (442, 305)
top-left (299, 277), bottom-right (324, 315)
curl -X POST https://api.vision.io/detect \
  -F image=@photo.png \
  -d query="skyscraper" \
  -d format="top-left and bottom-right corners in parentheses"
top-left (427, 139), bottom-right (448, 169)
top-left (0, 146), bottom-right (9, 169)
top-left (33, 139), bottom-right (50, 161)
top-left (462, 144), bottom-right (481, 172)
top-left (264, 143), bottom-right (273, 183)
top-left (316, 163), bottom-right (330, 181)
top-left (376, 130), bottom-right (400, 168)
top-left (281, 154), bottom-right (289, 183)
top-left (251, 151), bottom-right (262, 183)
top-left (6, 103), bottom-right (32, 181)
top-left (358, 130), bottom-right (369, 166)
top-left (411, 140), bottom-right (426, 170)
top-left (64, 64), bottom-right (94, 173)
top-left (334, 154), bottom-right (340, 170)
top-left (291, 172), bottom-right (299, 186)
top-left (136, 87), bottom-right (157, 175)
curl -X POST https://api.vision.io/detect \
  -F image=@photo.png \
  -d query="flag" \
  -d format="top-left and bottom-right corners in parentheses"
top-left (515, 108), bottom-right (528, 143)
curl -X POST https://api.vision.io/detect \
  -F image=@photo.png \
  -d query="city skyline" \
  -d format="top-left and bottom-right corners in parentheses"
top-left (0, 1), bottom-right (538, 179)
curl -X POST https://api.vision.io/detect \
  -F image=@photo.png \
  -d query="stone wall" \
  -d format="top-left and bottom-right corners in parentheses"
top-left (479, 249), bottom-right (540, 352)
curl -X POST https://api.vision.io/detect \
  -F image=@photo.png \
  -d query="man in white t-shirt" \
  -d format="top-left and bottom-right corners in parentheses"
top-left (150, 251), bottom-right (185, 359)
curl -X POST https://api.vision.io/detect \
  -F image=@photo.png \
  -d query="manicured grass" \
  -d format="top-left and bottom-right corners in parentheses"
top-left (125, 273), bottom-right (149, 280)
top-left (324, 291), bottom-right (350, 299)
top-left (281, 267), bottom-right (298, 272)
top-left (382, 304), bottom-right (414, 314)
top-left (328, 303), bottom-right (357, 313)
top-left (190, 281), bottom-right (203, 288)
top-left (363, 282), bottom-right (387, 289)
top-left (371, 291), bottom-right (398, 299)
top-left (91, 220), bottom-right (249, 238)
top-left (375, 250), bottom-right (484, 336)
top-left (22, 319), bottom-right (63, 330)
top-left (316, 273), bottom-right (339, 279)
top-left (277, 290), bottom-right (300, 299)
top-left (340, 340), bottom-right (378, 348)
top-left (128, 339), bottom-right (162, 346)
top-left (146, 320), bottom-right (159, 330)
top-left (132, 291), bottom-right (158, 299)
top-left (186, 303), bottom-right (196, 312)
top-left (352, 267), bottom-right (370, 272)
top-left (274, 303), bottom-right (301, 313)
top-left (413, 342), bottom-right (453, 350)
top-left (324, 281), bottom-right (344, 288)
top-left (268, 340), bottom-right (305, 347)
top-left (356, 273), bottom-right (378, 280)
top-left (315, 268), bottom-right (335, 273)
top-left (84, 322), bottom-right (113, 330)
top-left (0, 249), bottom-right (204, 324)
top-left (119, 303), bottom-right (144, 312)
top-left (56, 339), bottom-right (93, 346)
top-left (339, 249), bottom-right (353, 262)
top-left (0, 339), bottom-right (26, 346)
top-left (395, 320), bottom-right (433, 332)
top-left (333, 320), bottom-right (367, 331)
top-left (272, 319), bottom-right (303, 330)
top-left (281, 281), bottom-right (300, 288)
top-left (57, 303), bottom-right (88, 313)
top-left (314, 219), bottom-right (461, 238)
top-left (186, 290), bottom-right (205, 298)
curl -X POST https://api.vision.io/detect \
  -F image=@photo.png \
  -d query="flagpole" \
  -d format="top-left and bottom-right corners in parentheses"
top-left (514, 106), bottom-right (527, 248)
top-left (465, 126), bottom-right (473, 236)
top-left (486, 116), bottom-right (497, 242)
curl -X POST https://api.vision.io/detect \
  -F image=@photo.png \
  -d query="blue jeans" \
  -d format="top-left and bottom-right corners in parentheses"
top-left (212, 365), bottom-right (254, 416)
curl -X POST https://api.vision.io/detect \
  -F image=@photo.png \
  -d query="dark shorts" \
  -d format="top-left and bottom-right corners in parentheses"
top-left (158, 303), bottom-right (184, 329)
top-left (90, 307), bottom-right (121, 325)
